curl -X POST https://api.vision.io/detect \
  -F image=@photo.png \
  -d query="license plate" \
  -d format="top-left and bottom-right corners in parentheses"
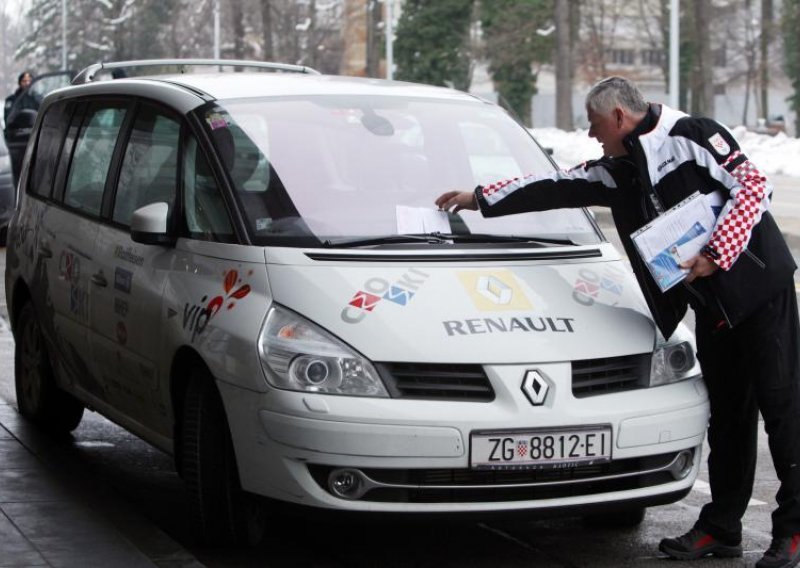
top-left (470, 426), bottom-right (612, 470)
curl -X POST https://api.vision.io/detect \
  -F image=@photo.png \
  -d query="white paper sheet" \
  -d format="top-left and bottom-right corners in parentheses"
top-left (396, 206), bottom-right (451, 234)
top-left (631, 192), bottom-right (719, 292)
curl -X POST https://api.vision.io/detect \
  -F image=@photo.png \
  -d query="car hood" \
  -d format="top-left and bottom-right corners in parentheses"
top-left (266, 254), bottom-right (656, 364)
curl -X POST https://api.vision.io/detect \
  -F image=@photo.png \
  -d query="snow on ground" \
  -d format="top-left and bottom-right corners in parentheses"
top-left (531, 126), bottom-right (800, 178)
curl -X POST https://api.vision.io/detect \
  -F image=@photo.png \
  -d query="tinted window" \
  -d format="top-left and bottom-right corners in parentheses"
top-left (29, 102), bottom-right (71, 198)
top-left (63, 105), bottom-right (126, 216)
top-left (112, 105), bottom-right (180, 226)
top-left (183, 135), bottom-right (234, 242)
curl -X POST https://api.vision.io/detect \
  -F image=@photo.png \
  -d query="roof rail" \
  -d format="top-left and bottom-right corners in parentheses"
top-left (72, 59), bottom-right (320, 85)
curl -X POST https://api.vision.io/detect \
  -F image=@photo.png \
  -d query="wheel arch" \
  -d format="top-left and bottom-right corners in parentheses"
top-left (170, 345), bottom-right (216, 476)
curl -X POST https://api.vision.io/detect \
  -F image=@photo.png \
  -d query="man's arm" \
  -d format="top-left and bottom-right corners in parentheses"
top-left (676, 119), bottom-right (771, 271)
top-left (438, 160), bottom-right (620, 217)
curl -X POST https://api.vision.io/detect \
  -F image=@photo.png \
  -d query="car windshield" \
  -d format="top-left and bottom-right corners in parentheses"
top-left (198, 95), bottom-right (602, 247)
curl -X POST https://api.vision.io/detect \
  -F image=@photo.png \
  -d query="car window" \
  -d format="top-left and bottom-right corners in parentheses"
top-left (182, 135), bottom-right (235, 242)
top-left (63, 104), bottom-right (127, 216)
top-left (112, 105), bottom-right (180, 226)
top-left (29, 101), bottom-right (72, 198)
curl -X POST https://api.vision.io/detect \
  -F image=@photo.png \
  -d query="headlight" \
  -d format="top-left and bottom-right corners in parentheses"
top-left (258, 305), bottom-right (388, 397)
top-left (649, 340), bottom-right (700, 387)
top-left (0, 155), bottom-right (10, 174)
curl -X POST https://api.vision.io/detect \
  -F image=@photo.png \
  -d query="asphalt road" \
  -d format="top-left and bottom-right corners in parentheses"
top-left (0, 226), bottom-right (792, 567)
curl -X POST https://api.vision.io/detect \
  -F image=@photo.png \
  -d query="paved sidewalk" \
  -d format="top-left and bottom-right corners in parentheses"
top-left (0, 284), bottom-right (200, 567)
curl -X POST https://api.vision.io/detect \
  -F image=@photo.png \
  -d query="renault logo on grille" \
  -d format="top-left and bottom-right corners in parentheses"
top-left (522, 370), bottom-right (550, 406)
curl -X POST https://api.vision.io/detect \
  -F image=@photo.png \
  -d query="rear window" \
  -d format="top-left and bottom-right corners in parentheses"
top-left (29, 102), bottom-right (72, 198)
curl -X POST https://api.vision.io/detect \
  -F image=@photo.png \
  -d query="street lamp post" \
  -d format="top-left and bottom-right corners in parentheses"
top-left (213, 0), bottom-right (220, 59)
top-left (669, 0), bottom-right (679, 108)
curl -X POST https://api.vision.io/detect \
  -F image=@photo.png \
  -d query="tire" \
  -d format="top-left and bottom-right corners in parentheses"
top-left (583, 507), bottom-right (647, 529)
top-left (181, 367), bottom-right (266, 546)
top-left (14, 302), bottom-right (84, 433)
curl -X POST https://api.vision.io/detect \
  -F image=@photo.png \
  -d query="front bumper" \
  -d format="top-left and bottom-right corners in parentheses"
top-left (218, 367), bottom-right (708, 513)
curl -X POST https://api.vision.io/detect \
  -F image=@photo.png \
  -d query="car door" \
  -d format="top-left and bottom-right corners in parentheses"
top-left (89, 102), bottom-right (181, 430)
top-left (40, 100), bottom-right (130, 400)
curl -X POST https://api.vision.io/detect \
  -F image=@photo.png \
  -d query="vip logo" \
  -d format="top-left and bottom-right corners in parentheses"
top-left (521, 370), bottom-right (550, 406)
top-left (458, 270), bottom-right (532, 311)
top-left (182, 268), bottom-right (253, 342)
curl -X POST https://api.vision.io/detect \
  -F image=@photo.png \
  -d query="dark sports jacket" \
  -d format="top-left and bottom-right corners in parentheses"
top-left (474, 103), bottom-right (795, 338)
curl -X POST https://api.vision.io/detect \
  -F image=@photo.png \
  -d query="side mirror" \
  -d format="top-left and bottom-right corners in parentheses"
top-left (131, 202), bottom-right (174, 246)
top-left (8, 109), bottom-right (37, 131)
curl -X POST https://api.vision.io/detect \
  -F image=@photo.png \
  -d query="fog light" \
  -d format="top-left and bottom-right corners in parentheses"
top-left (669, 450), bottom-right (694, 480)
top-left (328, 468), bottom-right (366, 499)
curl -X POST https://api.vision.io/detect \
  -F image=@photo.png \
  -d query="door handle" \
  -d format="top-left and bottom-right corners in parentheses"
top-left (91, 273), bottom-right (108, 287)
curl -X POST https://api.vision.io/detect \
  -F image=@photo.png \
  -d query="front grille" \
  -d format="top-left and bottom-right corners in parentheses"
top-left (308, 450), bottom-right (692, 503)
top-left (572, 353), bottom-right (651, 398)
top-left (376, 362), bottom-right (494, 401)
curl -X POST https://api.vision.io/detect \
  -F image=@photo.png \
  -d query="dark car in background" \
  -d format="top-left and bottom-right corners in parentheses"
top-left (0, 135), bottom-right (13, 245)
top-left (3, 70), bottom-right (73, 185)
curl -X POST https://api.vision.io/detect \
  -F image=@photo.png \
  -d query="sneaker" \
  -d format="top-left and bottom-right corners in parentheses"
top-left (659, 527), bottom-right (743, 560)
top-left (756, 534), bottom-right (800, 568)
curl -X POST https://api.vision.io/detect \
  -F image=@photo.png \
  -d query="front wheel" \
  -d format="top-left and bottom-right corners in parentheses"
top-left (14, 302), bottom-right (84, 433)
top-left (181, 367), bottom-right (266, 546)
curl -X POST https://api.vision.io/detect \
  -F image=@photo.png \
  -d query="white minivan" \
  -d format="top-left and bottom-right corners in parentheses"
top-left (5, 60), bottom-right (709, 544)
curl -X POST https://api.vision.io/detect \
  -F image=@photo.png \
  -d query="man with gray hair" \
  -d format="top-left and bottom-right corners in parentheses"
top-left (436, 76), bottom-right (800, 568)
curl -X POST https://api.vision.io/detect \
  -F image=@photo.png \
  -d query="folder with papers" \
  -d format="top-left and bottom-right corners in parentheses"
top-left (631, 192), bottom-right (719, 292)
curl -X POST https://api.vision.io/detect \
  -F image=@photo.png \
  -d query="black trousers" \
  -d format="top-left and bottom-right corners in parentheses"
top-left (693, 282), bottom-right (800, 542)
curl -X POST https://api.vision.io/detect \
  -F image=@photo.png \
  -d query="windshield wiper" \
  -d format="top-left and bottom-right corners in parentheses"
top-left (322, 234), bottom-right (449, 248)
top-left (322, 232), bottom-right (576, 248)
top-left (428, 232), bottom-right (577, 246)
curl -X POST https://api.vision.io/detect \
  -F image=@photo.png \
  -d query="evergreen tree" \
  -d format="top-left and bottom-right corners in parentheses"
top-left (481, 0), bottom-right (553, 127)
top-left (394, 0), bottom-right (475, 91)
top-left (783, 0), bottom-right (800, 133)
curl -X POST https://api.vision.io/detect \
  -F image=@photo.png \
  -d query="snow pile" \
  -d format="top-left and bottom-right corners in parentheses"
top-left (531, 126), bottom-right (800, 178)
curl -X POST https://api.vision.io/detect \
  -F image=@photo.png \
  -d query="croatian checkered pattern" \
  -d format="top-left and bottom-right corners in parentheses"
top-left (706, 157), bottom-right (768, 270)
top-left (482, 177), bottom-right (522, 198)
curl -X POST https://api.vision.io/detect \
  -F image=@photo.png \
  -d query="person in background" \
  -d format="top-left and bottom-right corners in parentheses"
top-left (4, 71), bottom-right (39, 125)
top-left (436, 76), bottom-right (800, 568)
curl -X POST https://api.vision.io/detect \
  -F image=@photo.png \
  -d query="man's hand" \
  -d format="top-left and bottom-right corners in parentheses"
top-left (681, 254), bottom-right (719, 283)
top-left (435, 191), bottom-right (478, 213)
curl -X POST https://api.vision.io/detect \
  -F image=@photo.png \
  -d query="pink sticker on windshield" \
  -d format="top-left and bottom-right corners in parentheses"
top-left (206, 112), bottom-right (228, 130)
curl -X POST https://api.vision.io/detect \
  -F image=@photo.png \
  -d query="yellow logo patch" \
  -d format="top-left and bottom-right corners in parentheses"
top-left (457, 270), bottom-right (533, 311)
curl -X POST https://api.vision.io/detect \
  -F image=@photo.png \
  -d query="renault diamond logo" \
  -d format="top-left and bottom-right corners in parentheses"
top-left (522, 370), bottom-right (550, 406)
top-left (477, 275), bottom-right (512, 305)
top-left (457, 270), bottom-right (533, 311)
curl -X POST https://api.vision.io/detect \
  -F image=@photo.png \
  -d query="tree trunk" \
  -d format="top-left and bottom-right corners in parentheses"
top-left (555, 0), bottom-right (573, 130)
top-left (261, 0), bottom-right (274, 61)
top-left (760, 0), bottom-right (773, 119)
top-left (690, 0), bottom-right (713, 116)
top-left (366, 0), bottom-right (382, 77)
top-left (232, 0), bottom-right (245, 60)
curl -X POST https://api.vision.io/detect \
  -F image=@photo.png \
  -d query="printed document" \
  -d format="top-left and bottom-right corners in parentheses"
top-left (396, 206), bottom-right (450, 234)
top-left (631, 192), bottom-right (718, 292)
